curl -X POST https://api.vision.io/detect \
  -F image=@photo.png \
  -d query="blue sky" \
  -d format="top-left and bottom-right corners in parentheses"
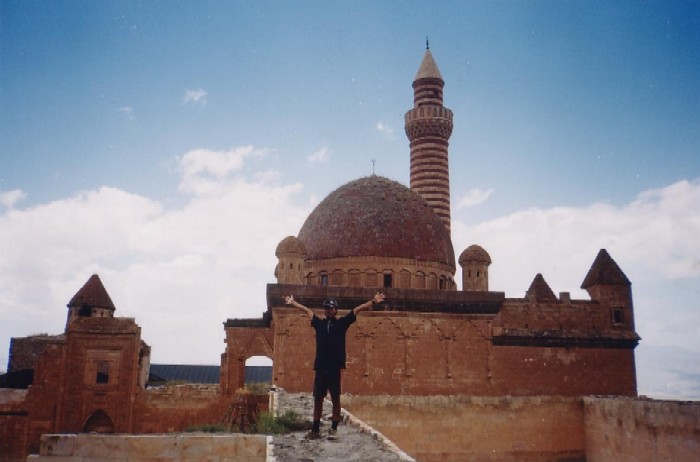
top-left (1, 1), bottom-right (699, 399)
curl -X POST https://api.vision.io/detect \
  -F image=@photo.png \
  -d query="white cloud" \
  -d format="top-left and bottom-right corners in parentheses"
top-left (375, 121), bottom-right (394, 139)
top-left (0, 146), bottom-right (309, 367)
top-left (183, 88), bottom-right (208, 105)
top-left (177, 146), bottom-right (270, 195)
top-left (118, 106), bottom-right (134, 119)
top-left (453, 178), bottom-right (700, 398)
top-left (0, 189), bottom-right (26, 209)
top-left (456, 188), bottom-right (494, 209)
top-left (307, 147), bottom-right (329, 165)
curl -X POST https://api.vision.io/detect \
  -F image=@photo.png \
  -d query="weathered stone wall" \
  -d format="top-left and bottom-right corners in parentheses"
top-left (0, 389), bottom-right (29, 462)
top-left (583, 397), bottom-right (700, 462)
top-left (27, 433), bottom-right (268, 462)
top-left (221, 324), bottom-right (273, 395)
top-left (243, 284), bottom-right (638, 397)
top-left (268, 309), bottom-right (636, 396)
top-left (7, 335), bottom-right (63, 372)
top-left (132, 385), bottom-right (225, 433)
top-left (23, 340), bottom-right (66, 455)
top-left (58, 317), bottom-right (142, 433)
top-left (343, 394), bottom-right (586, 462)
top-left (489, 345), bottom-right (636, 396)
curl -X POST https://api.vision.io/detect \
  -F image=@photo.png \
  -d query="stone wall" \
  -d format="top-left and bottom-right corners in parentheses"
top-left (0, 389), bottom-right (29, 462)
top-left (27, 433), bottom-right (268, 462)
top-left (583, 397), bottom-right (700, 462)
top-left (342, 395), bottom-right (700, 462)
top-left (232, 284), bottom-right (638, 397)
top-left (7, 335), bottom-right (63, 372)
top-left (268, 308), bottom-right (636, 396)
top-left (343, 394), bottom-right (586, 462)
top-left (132, 385), bottom-right (225, 433)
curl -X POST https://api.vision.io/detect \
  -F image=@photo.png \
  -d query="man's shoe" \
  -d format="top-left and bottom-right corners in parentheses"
top-left (327, 428), bottom-right (338, 440)
top-left (304, 430), bottom-right (321, 440)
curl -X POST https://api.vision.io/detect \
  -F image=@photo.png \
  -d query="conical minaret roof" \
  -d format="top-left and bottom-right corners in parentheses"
top-left (67, 274), bottom-right (116, 311)
top-left (414, 48), bottom-right (443, 81)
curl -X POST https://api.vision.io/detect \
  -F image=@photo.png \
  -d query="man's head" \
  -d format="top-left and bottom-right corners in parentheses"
top-left (322, 299), bottom-right (338, 317)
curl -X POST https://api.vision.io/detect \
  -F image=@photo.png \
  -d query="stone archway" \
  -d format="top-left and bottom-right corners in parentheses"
top-left (83, 409), bottom-right (115, 433)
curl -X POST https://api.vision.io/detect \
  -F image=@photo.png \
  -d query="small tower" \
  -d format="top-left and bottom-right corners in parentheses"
top-left (275, 236), bottom-right (307, 285)
top-left (66, 274), bottom-right (116, 328)
top-left (459, 245), bottom-right (491, 291)
top-left (405, 44), bottom-right (454, 233)
top-left (581, 249), bottom-right (635, 330)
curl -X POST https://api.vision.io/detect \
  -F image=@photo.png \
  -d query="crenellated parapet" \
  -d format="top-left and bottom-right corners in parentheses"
top-left (404, 106), bottom-right (454, 139)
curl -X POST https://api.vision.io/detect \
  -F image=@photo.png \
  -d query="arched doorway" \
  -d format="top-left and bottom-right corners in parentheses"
top-left (83, 409), bottom-right (115, 433)
top-left (244, 355), bottom-right (272, 391)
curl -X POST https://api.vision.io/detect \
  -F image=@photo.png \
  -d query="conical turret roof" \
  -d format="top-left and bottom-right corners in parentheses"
top-left (581, 249), bottom-right (631, 289)
top-left (526, 273), bottom-right (559, 302)
top-left (67, 274), bottom-right (116, 311)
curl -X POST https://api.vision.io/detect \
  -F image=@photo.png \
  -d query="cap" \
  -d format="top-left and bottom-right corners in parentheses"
top-left (322, 299), bottom-right (338, 310)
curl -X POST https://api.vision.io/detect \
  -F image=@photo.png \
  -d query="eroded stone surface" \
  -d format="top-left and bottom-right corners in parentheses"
top-left (269, 390), bottom-right (414, 462)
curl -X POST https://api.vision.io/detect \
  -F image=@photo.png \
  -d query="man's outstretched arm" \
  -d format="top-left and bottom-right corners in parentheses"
top-left (353, 292), bottom-right (385, 315)
top-left (285, 295), bottom-right (314, 319)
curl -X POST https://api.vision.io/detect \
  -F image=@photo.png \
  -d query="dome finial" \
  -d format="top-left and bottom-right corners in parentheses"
top-left (426, 36), bottom-right (429, 50)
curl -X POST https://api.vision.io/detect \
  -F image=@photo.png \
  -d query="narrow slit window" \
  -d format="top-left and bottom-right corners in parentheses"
top-left (96, 361), bottom-right (110, 384)
top-left (612, 308), bottom-right (624, 325)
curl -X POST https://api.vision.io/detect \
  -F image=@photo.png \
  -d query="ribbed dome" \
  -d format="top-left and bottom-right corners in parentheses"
top-left (275, 235), bottom-right (307, 257)
top-left (459, 245), bottom-right (491, 265)
top-left (298, 176), bottom-right (455, 268)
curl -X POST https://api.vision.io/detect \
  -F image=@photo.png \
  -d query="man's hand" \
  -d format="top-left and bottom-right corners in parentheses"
top-left (371, 292), bottom-right (385, 306)
top-left (354, 292), bottom-right (386, 315)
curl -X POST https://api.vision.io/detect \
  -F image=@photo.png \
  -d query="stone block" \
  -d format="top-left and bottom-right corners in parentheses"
top-left (74, 434), bottom-right (127, 457)
top-left (40, 434), bottom-right (76, 456)
top-left (125, 434), bottom-right (181, 459)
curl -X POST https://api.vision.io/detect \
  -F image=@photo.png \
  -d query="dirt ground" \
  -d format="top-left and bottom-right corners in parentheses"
top-left (268, 390), bottom-right (415, 462)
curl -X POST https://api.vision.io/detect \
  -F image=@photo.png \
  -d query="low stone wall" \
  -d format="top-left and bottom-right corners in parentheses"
top-left (27, 433), bottom-right (269, 462)
top-left (133, 384), bottom-right (224, 433)
top-left (343, 394), bottom-right (586, 462)
top-left (583, 397), bottom-right (700, 462)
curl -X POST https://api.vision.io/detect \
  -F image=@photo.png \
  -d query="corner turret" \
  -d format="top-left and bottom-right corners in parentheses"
top-left (459, 245), bottom-right (491, 291)
top-left (275, 236), bottom-right (307, 285)
top-left (581, 249), bottom-right (635, 329)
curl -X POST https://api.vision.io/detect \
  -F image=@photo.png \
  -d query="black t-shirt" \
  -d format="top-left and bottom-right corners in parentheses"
top-left (311, 310), bottom-right (356, 371)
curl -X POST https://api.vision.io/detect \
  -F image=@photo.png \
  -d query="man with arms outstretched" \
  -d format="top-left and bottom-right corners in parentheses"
top-left (285, 292), bottom-right (385, 440)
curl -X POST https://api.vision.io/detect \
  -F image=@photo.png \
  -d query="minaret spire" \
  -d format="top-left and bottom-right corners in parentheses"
top-left (404, 46), bottom-right (454, 234)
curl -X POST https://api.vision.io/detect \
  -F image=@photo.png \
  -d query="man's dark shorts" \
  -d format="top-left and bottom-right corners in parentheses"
top-left (313, 369), bottom-right (341, 399)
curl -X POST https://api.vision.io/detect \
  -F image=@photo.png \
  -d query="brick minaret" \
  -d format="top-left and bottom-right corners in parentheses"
top-left (405, 45), bottom-right (454, 233)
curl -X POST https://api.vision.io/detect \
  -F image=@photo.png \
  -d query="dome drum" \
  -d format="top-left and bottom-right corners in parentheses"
top-left (302, 256), bottom-right (456, 291)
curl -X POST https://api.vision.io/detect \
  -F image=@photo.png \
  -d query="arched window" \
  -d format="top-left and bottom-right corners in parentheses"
top-left (415, 271), bottom-right (426, 289)
top-left (83, 409), bottom-right (115, 433)
top-left (399, 270), bottom-right (411, 288)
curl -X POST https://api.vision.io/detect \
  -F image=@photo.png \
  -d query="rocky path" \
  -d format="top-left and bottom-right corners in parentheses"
top-left (268, 390), bottom-right (415, 462)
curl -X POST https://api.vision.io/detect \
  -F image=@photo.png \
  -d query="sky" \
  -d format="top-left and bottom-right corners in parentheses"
top-left (1, 1), bottom-right (699, 399)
